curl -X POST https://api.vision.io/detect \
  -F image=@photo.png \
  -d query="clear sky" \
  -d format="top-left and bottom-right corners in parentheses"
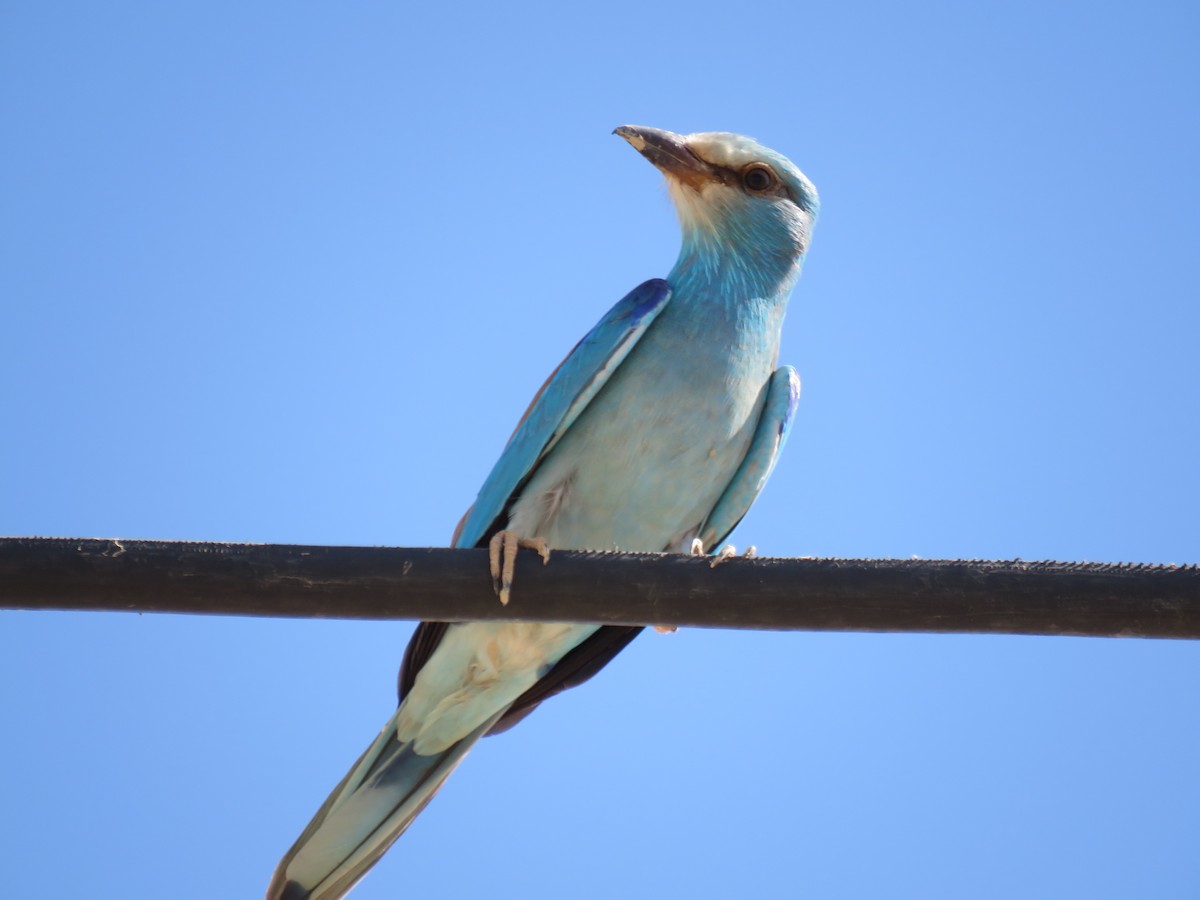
top-left (2, 2), bottom-right (1198, 898)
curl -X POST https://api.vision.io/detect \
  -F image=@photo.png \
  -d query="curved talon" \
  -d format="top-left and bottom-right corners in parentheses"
top-left (710, 544), bottom-right (737, 568)
top-left (689, 537), bottom-right (706, 557)
top-left (488, 531), bottom-right (551, 605)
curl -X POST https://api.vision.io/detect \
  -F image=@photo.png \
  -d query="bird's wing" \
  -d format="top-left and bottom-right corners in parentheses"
top-left (454, 277), bottom-right (672, 550)
top-left (398, 278), bottom-right (671, 706)
top-left (698, 365), bottom-right (802, 549)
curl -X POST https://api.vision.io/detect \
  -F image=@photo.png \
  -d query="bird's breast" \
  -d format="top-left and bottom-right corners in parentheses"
top-left (508, 300), bottom-right (780, 552)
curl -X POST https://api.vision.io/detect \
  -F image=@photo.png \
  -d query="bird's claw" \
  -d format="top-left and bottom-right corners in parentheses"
top-left (690, 537), bottom-right (756, 567)
top-left (709, 544), bottom-right (737, 567)
top-left (488, 531), bottom-right (550, 605)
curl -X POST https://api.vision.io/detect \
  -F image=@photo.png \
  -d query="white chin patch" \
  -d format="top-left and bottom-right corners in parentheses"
top-left (666, 177), bottom-right (729, 234)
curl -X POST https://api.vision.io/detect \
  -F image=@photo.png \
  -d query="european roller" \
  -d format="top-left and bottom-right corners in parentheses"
top-left (267, 125), bottom-right (819, 899)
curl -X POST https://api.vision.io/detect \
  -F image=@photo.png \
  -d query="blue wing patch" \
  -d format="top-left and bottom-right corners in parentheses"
top-left (456, 278), bottom-right (672, 549)
top-left (698, 365), bottom-right (801, 549)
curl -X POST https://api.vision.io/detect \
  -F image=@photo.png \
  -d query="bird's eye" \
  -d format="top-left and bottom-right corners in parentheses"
top-left (742, 165), bottom-right (775, 192)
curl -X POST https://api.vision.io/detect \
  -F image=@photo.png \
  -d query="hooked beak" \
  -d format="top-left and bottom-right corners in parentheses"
top-left (614, 125), bottom-right (721, 191)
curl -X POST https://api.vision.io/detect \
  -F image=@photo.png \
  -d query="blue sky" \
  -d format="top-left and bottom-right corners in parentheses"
top-left (2, 2), bottom-right (1198, 897)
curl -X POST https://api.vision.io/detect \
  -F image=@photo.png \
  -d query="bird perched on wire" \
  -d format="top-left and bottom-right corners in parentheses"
top-left (267, 125), bottom-right (819, 900)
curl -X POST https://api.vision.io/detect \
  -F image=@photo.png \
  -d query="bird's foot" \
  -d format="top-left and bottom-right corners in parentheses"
top-left (488, 531), bottom-right (550, 606)
top-left (709, 544), bottom-right (737, 567)
top-left (690, 537), bottom-right (755, 568)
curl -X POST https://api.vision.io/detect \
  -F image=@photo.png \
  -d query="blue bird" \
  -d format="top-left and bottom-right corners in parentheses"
top-left (267, 125), bottom-right (819, 900)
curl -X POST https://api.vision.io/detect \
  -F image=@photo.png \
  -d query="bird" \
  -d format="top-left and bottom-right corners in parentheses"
top-left (267, 125), bottom-right (819, 900)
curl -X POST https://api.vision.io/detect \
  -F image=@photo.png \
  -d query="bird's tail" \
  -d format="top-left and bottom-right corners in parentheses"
top-left (266, 708), bottom-right (502, 900)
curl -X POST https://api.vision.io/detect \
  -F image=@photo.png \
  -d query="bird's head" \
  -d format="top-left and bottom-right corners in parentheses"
top-left (615, 125), bottom-right (818, 296)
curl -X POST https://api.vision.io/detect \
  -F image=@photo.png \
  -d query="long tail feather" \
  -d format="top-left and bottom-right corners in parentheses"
top-left (266, 710), bottom-right (501, 900)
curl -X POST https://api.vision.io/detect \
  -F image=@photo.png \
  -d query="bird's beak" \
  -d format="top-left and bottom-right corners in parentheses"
top-left (614, 125), bottom-right (720, 191)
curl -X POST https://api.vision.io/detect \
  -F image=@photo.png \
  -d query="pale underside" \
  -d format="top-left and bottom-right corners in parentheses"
top-left (399, 301), bottom-right (776, 754)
